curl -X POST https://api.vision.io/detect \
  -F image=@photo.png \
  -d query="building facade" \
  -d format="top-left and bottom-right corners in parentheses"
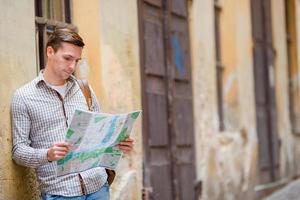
top-left (1, 0), bottom-right (300, 199)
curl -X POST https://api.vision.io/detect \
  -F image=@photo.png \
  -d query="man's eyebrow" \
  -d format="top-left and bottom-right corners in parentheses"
top-left (63, 54), bottom-right (81, 61)
top-left (63, 54), bottom-right (74, 58)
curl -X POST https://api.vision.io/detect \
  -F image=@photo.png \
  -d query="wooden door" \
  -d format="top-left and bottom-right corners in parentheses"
top-left (251, 0), bottom-right (280, 184)
top-left (138, 0), bottom-right (196, 199)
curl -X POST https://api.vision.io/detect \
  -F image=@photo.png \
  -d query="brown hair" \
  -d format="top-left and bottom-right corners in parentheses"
top-left (46, 27), bottom-right (85, 52)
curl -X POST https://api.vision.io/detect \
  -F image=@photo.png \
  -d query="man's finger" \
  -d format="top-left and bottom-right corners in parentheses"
top-left (55, 152), bottom-right (68, 157)
top-left (119, 141), bottom-right (134, 146)
top-left (53, 146), bottom-right (69, 152)
top-left (118, 145), bottom-right (133, 151)
top-left (119, 145), bottom-right (133, 150)
top-left (54, 142), bottom-right (72, 147)
top-left (54, 155), bottom-right (65, 160)
top-left (123, 138), bottom-right (134, 142)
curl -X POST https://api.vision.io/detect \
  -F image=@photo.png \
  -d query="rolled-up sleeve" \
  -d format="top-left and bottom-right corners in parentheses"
top-left (11, 92), bottom-right (49, 168)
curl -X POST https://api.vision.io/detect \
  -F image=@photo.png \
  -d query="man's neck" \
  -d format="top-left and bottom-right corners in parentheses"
top-left (43, 66), bottom-right (66, 86)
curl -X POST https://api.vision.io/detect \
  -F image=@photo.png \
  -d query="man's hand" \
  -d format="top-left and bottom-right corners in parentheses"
top-left (47, 141), bottom-right (71, 162)
top-left (118, 138), bottom-right (134, 154)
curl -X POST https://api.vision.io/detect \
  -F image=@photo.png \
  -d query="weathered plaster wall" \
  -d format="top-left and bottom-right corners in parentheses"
top-left (294, 0), bottom-right (300, 175)
top-left (72, 0), bottom-right (103, 100)
top-left (189, 0), bottom-right (218, 182)
top-left (271, 0), bottom-right (300, 180)
top-left (271, 0), bottom-right (295, 178)
top-left (297, 0), bottom-right (300, 73)
top-left (292, 0), bottom-right (300, 175)
top-left (189, 0), bottom-right (257, 199)
top-left (72, 1), bottom-right (142, 199)
top-left (219, 0), bottom-right (240, 130)
top-left (0, 0), bottom-right (39, 199)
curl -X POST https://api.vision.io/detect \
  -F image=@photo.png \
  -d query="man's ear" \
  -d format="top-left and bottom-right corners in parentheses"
top-left (46, 46), bottom-right (55, 57)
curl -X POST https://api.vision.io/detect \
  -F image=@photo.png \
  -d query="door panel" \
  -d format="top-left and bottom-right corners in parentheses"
top-left (174, 98), bottom-right (193, 146)
top-left (139, 0), bottom-right (196, 199)
top-left (253, 45), bottom-right (267, 104)
top-left (178, 164), bottom-right (195, 200)
top-left (151, 165), bottom-right (173, 199)
top-left (256, 108), bottom-right (271, 169)
top-left (171, 0), bottom-right (187, 17)
top-left (170, 16), bottom-right (191, 81)
top-left (144, 0), bottom-right (162, 7)
top-left (144, 17), bottom-right (165, 76)
top-left (251, 0), bottom-right (279, 184)
top-left (251, 0), bottom-right (264, 41)
top-left (147, 93), bottom-right (169, 146)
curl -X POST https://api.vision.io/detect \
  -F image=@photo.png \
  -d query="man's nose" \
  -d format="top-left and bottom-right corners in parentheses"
top-left (69, 60), bottom-right (77, 70)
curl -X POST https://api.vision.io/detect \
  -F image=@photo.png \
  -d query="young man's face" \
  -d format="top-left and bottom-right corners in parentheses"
top-left (46, 42), bottom-right (82, 81)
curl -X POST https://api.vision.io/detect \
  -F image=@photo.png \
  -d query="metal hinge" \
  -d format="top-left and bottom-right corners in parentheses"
top-left (142, 187), bottom-right (153, 200)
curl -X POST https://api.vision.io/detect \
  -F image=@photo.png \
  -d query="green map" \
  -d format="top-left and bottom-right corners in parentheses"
top-left (56, 109), bottom-right (141, 176)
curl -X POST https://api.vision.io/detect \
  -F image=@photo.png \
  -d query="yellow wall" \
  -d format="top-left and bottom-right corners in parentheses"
top-left (297, 0), bottom-right (300, 70)
top-left (219, 0), bottom-right (240, 130)
top-left (72, 1), bottom-right (142, 199)
top-left (271, 0), bottom-right (300, 180)
top-left (190, 0), bottom-right (300, 199)
top-left (189, 0), bottom-right (218, 182)
top-left (271, 0), bottom-right (294, 178)
top-left (294, 0), bottom-right (300, 176)
top-left (0, 0), bottom-right (39, 199)
top-left (189, 0), bottom-right (257, 199)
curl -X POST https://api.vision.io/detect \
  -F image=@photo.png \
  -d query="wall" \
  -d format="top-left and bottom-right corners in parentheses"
top-left (0, 0), bottom-right (39, 199)
top-left (271, 0), bottom-right (300, 180)
top-left (72, 1), bottom-right (142, 199)
top-left (219, 0), bottom-right (239, 130)
top-left (294, 0), bottom-right (300, 175)
top-left (189, 0), bottom-right (257, 199)
top-left (271, 0), bottom-right (294, 179)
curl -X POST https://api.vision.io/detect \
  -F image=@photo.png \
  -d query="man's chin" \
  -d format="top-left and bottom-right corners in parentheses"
top-left (63, 72), bottom-right (73, 79)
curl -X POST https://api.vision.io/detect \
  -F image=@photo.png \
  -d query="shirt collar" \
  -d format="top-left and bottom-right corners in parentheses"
top-left (35, 70), bottom-right (77, 88)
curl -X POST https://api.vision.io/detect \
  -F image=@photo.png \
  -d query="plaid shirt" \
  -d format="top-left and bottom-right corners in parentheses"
top-left (11, 72), bottom-right (107, 197)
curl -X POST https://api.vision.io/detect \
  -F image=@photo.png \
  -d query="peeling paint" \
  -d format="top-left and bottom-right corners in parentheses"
top-left (172, 34), bottom-right (186, 76)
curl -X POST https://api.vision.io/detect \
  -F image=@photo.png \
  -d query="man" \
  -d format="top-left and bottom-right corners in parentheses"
top-left (11, 27), bottom-right (133, 199)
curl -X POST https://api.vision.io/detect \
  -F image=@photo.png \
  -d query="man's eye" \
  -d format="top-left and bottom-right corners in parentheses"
top-left (64, 57), bottom-right (71, 61)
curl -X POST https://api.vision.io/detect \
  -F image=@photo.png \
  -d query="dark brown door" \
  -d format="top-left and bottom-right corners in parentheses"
top-left (251, 0), bottom-right (280, 184)
top-left (138, 0), bottom-right (196, 199)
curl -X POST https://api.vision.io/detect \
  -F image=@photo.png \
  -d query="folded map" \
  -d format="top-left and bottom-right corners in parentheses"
top-left (56, 109), bottom-right (141, 176)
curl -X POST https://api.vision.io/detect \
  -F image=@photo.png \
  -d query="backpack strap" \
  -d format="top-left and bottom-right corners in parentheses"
top-left (76, 79), bottom-right (93, 111)
top-left (76, 79), bottom-right (116, 185)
